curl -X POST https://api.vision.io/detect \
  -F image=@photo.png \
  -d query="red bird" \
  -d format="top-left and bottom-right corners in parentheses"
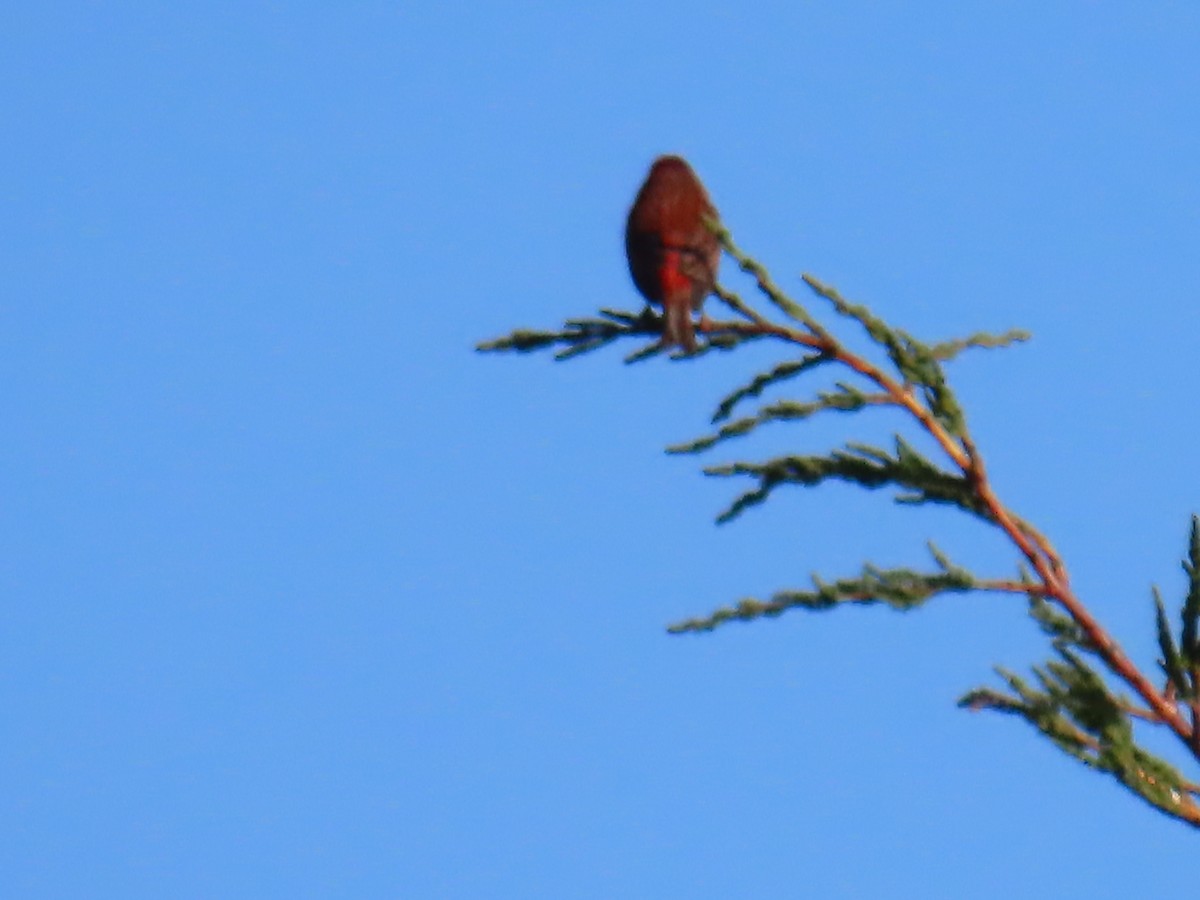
top-left (625, 155), bottom-right (720, 352)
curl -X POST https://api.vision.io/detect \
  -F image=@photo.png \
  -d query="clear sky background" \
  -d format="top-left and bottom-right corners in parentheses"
top-left (3, 3), bottom-right (1200, 897)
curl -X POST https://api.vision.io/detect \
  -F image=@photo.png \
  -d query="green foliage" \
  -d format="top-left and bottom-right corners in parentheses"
top-left (475, 307), bottom-right (652, 360)
top-left (1029, 592), bottom-right (1094, 652)
top-left (1155, 587), bottom-right (1189, 700)
top-left (710, 353), bottom-right (831, 424)
top-left (712, 224), bottom-right (823, 332)
top-left (668, 544), bottom-right (976, 634)
top-left (1145, 517), bottom-right (1200, 704)
top-left (961, 650), bottom-right (1196, 822)
top-left (801, 276), bottom-right (968, 437)
top-left (1182, 516), bottom-right (1200, 670)
top-left (475, 305), bottom-right (760, 363)
top-left (479, 227), bottom-right (1200, 828)
top-left (963, 521), bottom-right (1200, 824)
top-left (702, 437), bottom-right (986, 525)
top-left (929, 329), bottom-right (1031, 361)
top-left (667, 384), bottom-right (883, 455)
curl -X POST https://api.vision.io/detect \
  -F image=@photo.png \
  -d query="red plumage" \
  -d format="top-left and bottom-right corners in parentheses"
top-left (625, 156), bottom-right (720, 352)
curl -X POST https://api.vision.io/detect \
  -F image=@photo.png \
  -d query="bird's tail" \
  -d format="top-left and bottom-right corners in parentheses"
top-left (662, 296), bottom-right (698, 353)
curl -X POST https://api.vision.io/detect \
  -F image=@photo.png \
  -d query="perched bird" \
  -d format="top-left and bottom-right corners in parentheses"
top-left (625, 155), bottom-right (720, 352)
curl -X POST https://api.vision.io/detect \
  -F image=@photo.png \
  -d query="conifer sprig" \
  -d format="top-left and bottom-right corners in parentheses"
top-left (477, 229), bottom-right (1200, 828)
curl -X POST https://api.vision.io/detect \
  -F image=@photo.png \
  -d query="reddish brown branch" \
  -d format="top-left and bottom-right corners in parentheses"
top-left (700, 309), bottom-right (1196, 750)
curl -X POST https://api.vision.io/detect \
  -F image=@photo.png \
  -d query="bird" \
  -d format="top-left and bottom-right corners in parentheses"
top-left (624, 155), bottom-right (720, 353)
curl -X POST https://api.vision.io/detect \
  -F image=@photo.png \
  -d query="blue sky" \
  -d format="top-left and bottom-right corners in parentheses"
top-left (3, 3), bottom-right (1200, 897)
